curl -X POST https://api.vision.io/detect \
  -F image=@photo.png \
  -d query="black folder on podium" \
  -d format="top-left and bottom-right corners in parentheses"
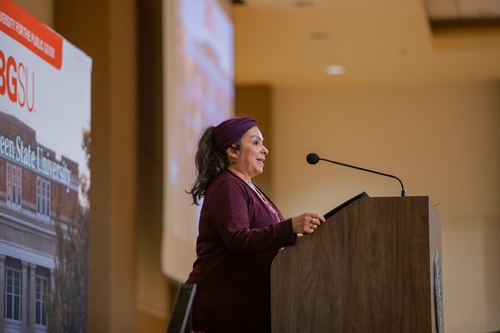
top-left (323, 191), bottom-right (369, 220)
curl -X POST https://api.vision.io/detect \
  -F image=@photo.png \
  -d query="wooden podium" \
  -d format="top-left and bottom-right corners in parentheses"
top-left (271, 196), bottom-right (443, 333)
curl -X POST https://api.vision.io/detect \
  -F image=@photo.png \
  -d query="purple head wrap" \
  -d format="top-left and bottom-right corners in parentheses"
top-left (212, 117), bottom-right (258, 152)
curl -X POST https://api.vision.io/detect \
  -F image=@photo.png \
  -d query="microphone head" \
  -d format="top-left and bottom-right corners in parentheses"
top-left (306, 153), bottom-right (320, 165)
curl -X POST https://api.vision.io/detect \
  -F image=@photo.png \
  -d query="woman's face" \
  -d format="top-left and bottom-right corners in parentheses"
top-left (229, 126), bottom-right (268, 180)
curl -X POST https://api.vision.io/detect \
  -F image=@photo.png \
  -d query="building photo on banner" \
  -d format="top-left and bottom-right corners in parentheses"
top-left (0, 1), bottom-right (92, 332)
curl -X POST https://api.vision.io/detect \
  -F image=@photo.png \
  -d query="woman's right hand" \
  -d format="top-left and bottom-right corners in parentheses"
top-left (291, 212), bottom-right (326, 234)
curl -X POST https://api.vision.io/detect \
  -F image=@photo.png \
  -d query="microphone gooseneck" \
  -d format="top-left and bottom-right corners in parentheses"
top-left (306, 152), bottom-right (407, 197)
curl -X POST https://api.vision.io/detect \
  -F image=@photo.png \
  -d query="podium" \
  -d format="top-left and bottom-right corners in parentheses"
top-left (271, 196), bottom-right (443, 333)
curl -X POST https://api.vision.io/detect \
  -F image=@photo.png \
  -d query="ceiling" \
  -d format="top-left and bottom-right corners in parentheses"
top-left (232, 0), bottom-right (500, 88)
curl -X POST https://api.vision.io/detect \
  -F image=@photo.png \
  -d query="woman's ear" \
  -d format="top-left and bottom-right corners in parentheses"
top-left (226, 146), bottom-right (237, 159)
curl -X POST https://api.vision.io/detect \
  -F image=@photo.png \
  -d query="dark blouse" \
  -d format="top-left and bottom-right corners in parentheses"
top-left (186, 169), bottom-right (296, 333)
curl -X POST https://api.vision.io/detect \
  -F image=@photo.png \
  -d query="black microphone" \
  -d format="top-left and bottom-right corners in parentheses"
top-left (306, 152), bottom-right (407, 197)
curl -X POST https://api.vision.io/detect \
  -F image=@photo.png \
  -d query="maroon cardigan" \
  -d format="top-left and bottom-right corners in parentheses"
top-left (186, 170), bottom-right (296, 333)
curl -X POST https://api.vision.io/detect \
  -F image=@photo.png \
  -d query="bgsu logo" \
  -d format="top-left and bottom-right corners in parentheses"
top-left (0, 50), bottom-right (35, 112)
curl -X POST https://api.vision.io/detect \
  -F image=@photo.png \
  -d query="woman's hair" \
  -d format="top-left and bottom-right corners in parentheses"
top-left (188, 126), bottom-right (240, 205)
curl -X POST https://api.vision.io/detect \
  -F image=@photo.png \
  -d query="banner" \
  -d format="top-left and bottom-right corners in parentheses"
top-left (0, 1), bottom-right (92, 332)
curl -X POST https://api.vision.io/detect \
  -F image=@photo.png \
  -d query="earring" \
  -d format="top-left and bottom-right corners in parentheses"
top-left (232, 159), bottom-right (236, 164)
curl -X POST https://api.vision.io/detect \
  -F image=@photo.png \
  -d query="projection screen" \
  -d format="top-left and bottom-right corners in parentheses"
top-left (162, 0), bottom-right (234, 282)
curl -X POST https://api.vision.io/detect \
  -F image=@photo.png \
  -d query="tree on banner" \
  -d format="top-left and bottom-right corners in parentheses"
top-left (47, 128), bottom-right (91, 333)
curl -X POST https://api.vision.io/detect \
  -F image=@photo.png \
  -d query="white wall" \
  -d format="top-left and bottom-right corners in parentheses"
top-left (269, 80), bottom-right (500, 333)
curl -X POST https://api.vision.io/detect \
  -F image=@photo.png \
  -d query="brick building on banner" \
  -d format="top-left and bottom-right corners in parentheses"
top-left (0, 110), bottom-right (81, 333)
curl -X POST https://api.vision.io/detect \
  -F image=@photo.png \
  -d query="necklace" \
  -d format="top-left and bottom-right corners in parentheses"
top-left (247, 182), bottom-right (283, 222)
top-left (226, 168), bottom-right (283, 222)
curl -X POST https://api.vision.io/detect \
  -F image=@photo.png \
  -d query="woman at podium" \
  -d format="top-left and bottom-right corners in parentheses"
top-left (186, 116), bottom-right (324, 333)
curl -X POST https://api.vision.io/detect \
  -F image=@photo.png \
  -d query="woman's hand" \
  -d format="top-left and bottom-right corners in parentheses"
top-left (291, 213), bottom-right (326, 234)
